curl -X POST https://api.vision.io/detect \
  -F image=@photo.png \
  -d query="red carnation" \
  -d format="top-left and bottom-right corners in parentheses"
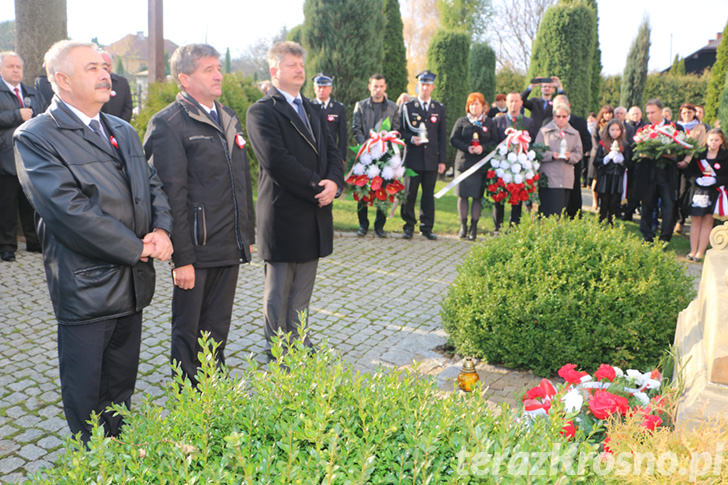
top-left (594, 364), bottom-right (617, 382)
top-left (533, 173), bottom-right (540, 181)
top-left (370, 176), bottom-right (383, 191)
top-left (523, 378), bottom-right (557, 402)
top-left (346, 175), bottom-right (358, 185)
top-left (642, 413), bottom-right (662, 431)
top-left (355, 174), bottom-right (369, 187)
top-left (488, 184), bottom-right (497, 192)
top-left (497, 179), bottom-right (505, 187)
top-left (353, 192), bottom-right (360, 201)
top-left (386, 180), bottom-right (404, 194)
top-left (561, 420), bottom-right (576, 440)
top-left (375, 188), bottom-right (387, 200)
top-left (487, 170), bottom-right (496, 178)
top-left (588, 390), bottom-right (630, 420)
top-left (558, 364), bottom-right (589, 384)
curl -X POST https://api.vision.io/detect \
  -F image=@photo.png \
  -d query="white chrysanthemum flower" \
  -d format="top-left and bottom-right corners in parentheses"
top-left (352, 163), bottom-right (365, 175)
top-left (514, 174), bottom-right (523, 184)
top-left (502, 173), bottom-right (513, 183)
top-left (528, 150), bottom-right (536, 160)
top-left (381, 166), bottom-right (395, 180)
top-left (532, 162), bottom-right (540, 171)
top-left (500, 160), bottom-right (510, 170)
top-left (562, 388), bottom-right (584, 413)
top-left (366, 164), bottom-right (380, 178)
top-left (359, 152), bottom-right (373, 166)
top-left (522, 160), bottom-right (532, 171)
top-left (511, 163), bottom-right (522, 174)
top-left (369, 141), bottom-right (385, 159)
top-left (491, 159), bottom-right (500, 168)
top-left (517, 152), bottom-right (528, 163)
top-left (496, 168), bottom-right (505, 178)
top-left (394, 166), bottom-right (405, 178)
top-left (525, 171), bottom-right (534, 179)
top-left (498, 145), bottom-right (508, 156)
top-left (389, 154), bottom-right (402, 167)
top-left (613, 367), bottom-right (624, 378)
top-left (507, 152), bottom-right (517, 162)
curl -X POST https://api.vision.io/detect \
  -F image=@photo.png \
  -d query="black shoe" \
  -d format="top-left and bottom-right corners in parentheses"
top-left (403, 229), bottom-right (413, 239)
top-left (458, 219), bottom-right (468, 239)
top-left (356, 227), bottom-right (368, 237)
top-left (468, 220), bottom-right (478, 241)
top-left (422, 231), bottom-right (437, 240)
top-left (374, 228), bottom-right (387, 238)
top-left (1, 251), bottom-right (15, 262)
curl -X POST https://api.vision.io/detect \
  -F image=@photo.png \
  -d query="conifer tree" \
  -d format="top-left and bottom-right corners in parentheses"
top-left (619, 19), bottom-right (650, 110)
top-left (427, 29), bottom-right (470, 162)
top-left (469, 42), bottom-right (495, 102)
top-left (382, 0), bottom-right (408, 99)
top-left (302, 0), bottom-right (384, 109)
top-left (224, 48), bottom-right (232, 74)
top-left (705, 19), bottom-right (728, 124)
top-left (527, 2), bottom-right (596, 116)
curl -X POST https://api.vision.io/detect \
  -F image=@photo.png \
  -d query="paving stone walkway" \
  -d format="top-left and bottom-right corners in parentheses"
top-left (0, 221), bottom-right (703, 482)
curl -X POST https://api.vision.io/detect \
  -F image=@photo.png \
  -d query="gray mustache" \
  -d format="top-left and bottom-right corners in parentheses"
top-left (96, 81), bottom-right (111, 89)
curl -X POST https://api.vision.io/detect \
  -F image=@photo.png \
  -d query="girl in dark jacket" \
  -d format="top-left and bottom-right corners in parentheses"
top-left (685, 129), bottom-right (728, 261)
top-left (592, 119), bottom-right (631, 225)
top-left (450, 92), bottom-right (497, 240)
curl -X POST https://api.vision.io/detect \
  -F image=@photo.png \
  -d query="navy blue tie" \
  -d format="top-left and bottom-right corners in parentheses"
top-left (210, 109), bottom-right (220, 126)
top-left (293, 98), bottom-right (311, 132)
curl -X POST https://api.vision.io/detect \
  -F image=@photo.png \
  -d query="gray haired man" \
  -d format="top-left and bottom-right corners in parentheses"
top-left (144, 44), bottom-right (255, 384)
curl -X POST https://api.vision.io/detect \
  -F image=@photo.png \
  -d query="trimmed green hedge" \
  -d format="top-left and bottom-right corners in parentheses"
top-left (32, 332), bottom-right (602, 483)
top-left (441, 216), bottom-right (694, 377)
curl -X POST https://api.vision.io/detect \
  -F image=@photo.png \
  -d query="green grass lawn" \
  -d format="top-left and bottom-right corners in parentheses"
top-left (330, 180), bottom-right (692, 257)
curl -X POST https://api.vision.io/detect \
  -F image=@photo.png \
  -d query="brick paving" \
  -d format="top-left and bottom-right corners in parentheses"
top-left (0, 219), bottom-right (703, 482)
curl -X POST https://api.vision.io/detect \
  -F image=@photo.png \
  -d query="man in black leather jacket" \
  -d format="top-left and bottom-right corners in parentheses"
top-left (14, 40), bottom-right (173, 443)
top-left (144, 44), bottom-right (255, 384)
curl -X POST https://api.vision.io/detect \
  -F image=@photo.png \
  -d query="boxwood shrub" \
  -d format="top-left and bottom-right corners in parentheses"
top-left (441, 216), bottom-right (694, 377)
top-left (31, 333), bottom-right (603, 483)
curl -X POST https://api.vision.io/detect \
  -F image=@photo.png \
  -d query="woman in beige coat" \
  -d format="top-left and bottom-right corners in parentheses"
top-left (535, 103), bottom-right (583, 217)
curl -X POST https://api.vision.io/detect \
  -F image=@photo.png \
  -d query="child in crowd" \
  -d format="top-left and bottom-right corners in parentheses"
top-left (684, 129), bottom-right (728, 261)
top-left (593, 119), bottom-right (631, 225)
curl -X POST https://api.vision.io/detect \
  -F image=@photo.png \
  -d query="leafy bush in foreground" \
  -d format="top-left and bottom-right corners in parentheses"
top-left (441, 216), bottom-right (695, 377)
top-left (31, 331), bottom-right (604, 483)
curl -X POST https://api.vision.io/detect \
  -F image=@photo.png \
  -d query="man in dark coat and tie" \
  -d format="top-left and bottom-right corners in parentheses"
top-left (400, 70), bottom-right (447, 240)
top-left (0, 51), bottom-right (40, 261)
top-left (100, 51), bottom-right (134, 122)
top-left (246, 41), bottom-right (344, 360)
top-left (521, 75), bottom-right (564, 130)
top-left (14, 40), bottom-right (173, 442)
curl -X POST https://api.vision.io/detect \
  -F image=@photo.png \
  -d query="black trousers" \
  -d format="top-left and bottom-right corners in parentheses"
top-left (623, 167), bottom-right (640, 220)
top-left (598, 192), bottom-right (621, 224)
top-left (263, 260), bottom-right (317, 358)
top-left (356, 200), bottom-right (387, 231)
top-left (493, 202), bottom-right (522, 230)
top-left (639, 181), bottom-right (675, 242)
top-left (539, 187), bottom-right (570, 218)
top-left (566, 162), bottom-right (583, 218)
top-left (0, 174), bottom-right (39, 252)
top-left (402, 170), bottom-right (437, 233)
top-left (171, 265), bottom-right (239, 384)
top-left (58, 312), bottom-right (142, 443)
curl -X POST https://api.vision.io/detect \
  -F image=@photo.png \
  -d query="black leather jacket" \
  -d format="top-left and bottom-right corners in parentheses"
top-left (352, 97), bottom-right (401, 145)
top-left (14, 98), bottom-right (172, 325)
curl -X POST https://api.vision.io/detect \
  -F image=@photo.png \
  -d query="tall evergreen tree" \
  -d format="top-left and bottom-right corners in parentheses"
top-left (302, 0), bottom-right (384, 110)
top-left (224, 48), bottom-right (232, 74)
top-left (562, 0), bottom-right (601, 111)
top-left (469, 42), bottom-right (495, 102)
top-left (527, 2), bottom-right (596, 116)
top-left (436, 0), bottom-right (492, 41)
top-left (287, 25), bottom-right (303, 44)
top-left (382, 0), bottom-right (408, 99)
top-left (619, 19), bottom-right (650, 110)
top-left (718, 73), bottom-right (728, 133)
top-left (705, 19), bottom-right (728, 124)
top-left (114, 56), bottom-right (125, 76)
top-left (427, 29), bottom-right (470, 162)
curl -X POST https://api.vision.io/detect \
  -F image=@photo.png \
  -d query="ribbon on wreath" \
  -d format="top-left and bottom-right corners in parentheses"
top-left (355, 129), bottom-right (405, 161)
top-left (434, 139), bottom-right (507, 199)
top-left (715, 186), bottom-right (728, 217)
top-left (654, 125), bottom-right (693, 149)
top-left (504, 127), bottom-right (531, 154)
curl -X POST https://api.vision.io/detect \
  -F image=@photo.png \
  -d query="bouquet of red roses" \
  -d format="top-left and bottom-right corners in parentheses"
top-left (484, 128), bottom-right (545, 205)
top-left (521, 363), bottom-right (666, 452)
top-left (632, 123), bottom-right (700, 165)
top-left (345, 118), bottom-right (409, 213)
